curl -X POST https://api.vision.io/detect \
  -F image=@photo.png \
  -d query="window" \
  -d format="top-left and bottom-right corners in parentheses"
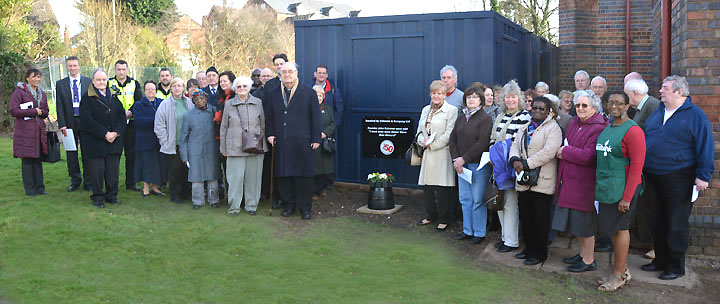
top-left (180, 34), bottom-right (190, 49)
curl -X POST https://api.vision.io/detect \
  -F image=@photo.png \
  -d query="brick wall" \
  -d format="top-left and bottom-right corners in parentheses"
top-left (561, 0), bottom-right (720, 256)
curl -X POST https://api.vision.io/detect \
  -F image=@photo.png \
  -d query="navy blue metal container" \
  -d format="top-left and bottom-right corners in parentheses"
top-left (295, 11), bottom-right (558, 187)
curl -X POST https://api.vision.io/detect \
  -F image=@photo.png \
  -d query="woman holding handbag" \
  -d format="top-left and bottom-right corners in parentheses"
top-left (312, 85), bottom-right (336, 200)
top-left (10, 68), bottom-right (49, 196)
top-left (508, 96), bottom-right (563, 265)
top-left (416, 80), bottom-right (458, 232)
top-left (220, 76), bottom-right (268, 216)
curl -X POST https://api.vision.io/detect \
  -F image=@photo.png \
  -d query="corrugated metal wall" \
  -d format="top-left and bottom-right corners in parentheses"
top-left (295, 11), bottom-right (558, 187)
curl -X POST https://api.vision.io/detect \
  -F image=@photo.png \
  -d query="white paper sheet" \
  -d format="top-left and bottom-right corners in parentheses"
top-left (423, 133), bottom-right (436, 146)
top-left (20, 101), bottom-right (33, 120)
top-left (477, 152), bottom-right (490, 170)
top-left (564, 138), bottom-right (569, 146)
top-left (594, 201), bottom-right (599, 214)
top-left (691, 185), bottom-right (699, 203)
top-left (459, 167), bottom-right (473, 184)
top-left (62, 129), bottom-right (77, 151)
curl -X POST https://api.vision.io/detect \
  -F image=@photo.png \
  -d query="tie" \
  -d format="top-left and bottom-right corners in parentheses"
top-left (211, 88), bottom-right (216, 95)
top-left (73, 79), bottom-right (80, 116)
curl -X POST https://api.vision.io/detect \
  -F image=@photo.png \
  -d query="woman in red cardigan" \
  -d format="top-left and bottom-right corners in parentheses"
top-left (595, 91), bottom-right (646, 291)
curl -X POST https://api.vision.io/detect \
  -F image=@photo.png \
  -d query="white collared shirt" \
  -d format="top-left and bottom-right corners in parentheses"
top-left (69, 75), bottom-right (81, 94)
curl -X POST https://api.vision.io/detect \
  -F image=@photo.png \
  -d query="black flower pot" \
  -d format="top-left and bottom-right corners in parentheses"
top-left (368, 182), bottom-right (395, 210)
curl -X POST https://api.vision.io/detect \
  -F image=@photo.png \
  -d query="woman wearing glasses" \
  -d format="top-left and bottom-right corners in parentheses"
top-left (552, 90), bottom-right (608, 272)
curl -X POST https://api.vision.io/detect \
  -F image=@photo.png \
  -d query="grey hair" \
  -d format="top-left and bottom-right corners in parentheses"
top-left (440, 65), bottom-right (458, 79)
top-left (574, 70), bottom-right (590, 80)
top-left (281, 62), bottom-right (298, 72)
top-left (663, 75), bottom-right (690, 97)
top-left (169, 77), bottom-right (185, 89)
top-left (573, 89), bottom-right (602, 110)
top-left (624, 79), bottom-right (649, 95)
top-left (195, 71), bottom-right (205, 77)
top-left (499, 79), bottom-right (526, 114)
top-left (544, 93), bottom-right (560, 108)
top-left (591, 76), bottom-right (607, 87)
top-left (260, 67), bottom-right (273, 75)
top-left (232, 76), bottom-right (253, 91)
top-left (535, 81), bottom-right (549, 92)
top-left (92, 68), bottom-right (107, 79)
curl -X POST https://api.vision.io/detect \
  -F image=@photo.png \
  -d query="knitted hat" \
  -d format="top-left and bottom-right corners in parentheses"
top-left (206, 66), bottom-right (218, 75)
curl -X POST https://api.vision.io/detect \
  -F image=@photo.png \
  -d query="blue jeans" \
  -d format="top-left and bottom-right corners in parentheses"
top-left (458, 163), bottom-right (491, 237)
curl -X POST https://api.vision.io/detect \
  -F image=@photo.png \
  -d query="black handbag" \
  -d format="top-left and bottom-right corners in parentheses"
top-left (516, 129), bottom-right (540, 186)
top-left (41, 131), bottom-right (61, 163)
top-left (322, 137), bottom-right (336, 153)
top-left (236, 105), bottom-right (264, 154)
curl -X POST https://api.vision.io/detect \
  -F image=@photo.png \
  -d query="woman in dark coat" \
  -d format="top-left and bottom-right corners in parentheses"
top-left (311, 85), bottom-right (336, 199)
top-left (133, 80), bottom-right (165, 197)
top-left (10, 68), bottom-right (49, 196)
top-left (80, 69), bottom-right (126, 208)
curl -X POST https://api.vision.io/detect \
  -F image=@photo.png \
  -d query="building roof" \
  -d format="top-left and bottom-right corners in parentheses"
top-left (262, 0), bottom-right (357, 18)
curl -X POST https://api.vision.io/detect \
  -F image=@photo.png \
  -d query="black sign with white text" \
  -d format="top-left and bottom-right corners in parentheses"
top-left (362, 116), bottom-right (413, 158)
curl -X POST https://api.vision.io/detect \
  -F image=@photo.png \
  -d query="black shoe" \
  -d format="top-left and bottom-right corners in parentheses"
top-left (228, 212), bottom-right (239, 216)
top-left (454, 233), bottom-right (472, 240)
top-left (563, 254), bottom-right (583, 265)
top-left (150, 190), bottom-right (166, 197)
top-left (106, 198), bottom-right (120, 205)
top-left (659, 271), bottom-right (684, 280)
top-left (67, 184), bottom-right (80, 192)
top-left (514, 252), bottom-right (528, 260)
top-left (470, 237), bottom-right (485, 245)
top-left (171, 198), bottom-right (185, 204)
top-left (192, 205), bottom-right (202, 210)
top-left (142, 193), bottom-right (150, 198)
top-left (300, 210), bottom-right (312, 219)
top-left (271, 200), bottom-right (283, 210)
top-left (641, 263), bottom-right (662, 272)
top-left (495, 241), bottom-right (504, 248)
top-left (524, 258), bottom-right (542, 265)
top-left (92, 201), bottom-right (105, 208)
top-left (247, 210), bottom-right (257, 216)
top-left (126, 185), bottom-right (141, 192)
top-left (38, 191), bottom-right (48, 195)
top-left (497, 244), bottom-right (518, 253)
top-left (567, 260), bottom-right (597, 272)
top-left (281, 208), bottom-right (296, 217)
top-left (595, 242), bottom-right (613, 252)
top-left (83, 184), bottom-right (92, 191)
top-left (416, 219), bottom-right (433, 226)
top-left (210, 203), bottom-right (220, 208)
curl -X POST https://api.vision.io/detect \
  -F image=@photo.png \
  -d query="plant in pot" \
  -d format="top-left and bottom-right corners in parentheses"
top-left (366, 172), bottom-right (395, 210)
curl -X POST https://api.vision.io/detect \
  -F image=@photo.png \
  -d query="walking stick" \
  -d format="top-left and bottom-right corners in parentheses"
top-left (268, 142), bottom-right (275, 216)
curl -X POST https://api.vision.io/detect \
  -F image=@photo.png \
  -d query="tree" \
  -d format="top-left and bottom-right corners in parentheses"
top-left (121, 0), bottom-right (178, 31)
top-left (74, 0), bottom-right (137, 70)
top-left (500, 0), bottom-right (557, 44)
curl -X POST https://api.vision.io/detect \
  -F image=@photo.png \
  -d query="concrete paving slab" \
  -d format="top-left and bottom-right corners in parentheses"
top-left (356, 204), bottom-right (404, 215)
top-left (478, 235), bottom-right (698, 289)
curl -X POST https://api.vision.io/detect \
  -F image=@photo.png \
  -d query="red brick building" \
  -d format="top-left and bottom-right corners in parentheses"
top-left (560, 0), bottom-right (720, 256)
top-left (166, 15), bottom-right (204, 72)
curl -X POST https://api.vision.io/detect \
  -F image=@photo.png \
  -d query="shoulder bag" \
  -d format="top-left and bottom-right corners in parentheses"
top-left (516, 129), bottom-right (540, 186)
top-left (236, 104), bottom-right (264, 154)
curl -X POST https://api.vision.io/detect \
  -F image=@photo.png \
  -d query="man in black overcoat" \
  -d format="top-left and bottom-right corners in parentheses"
top-left (265, 62), bottom-right (322, 219)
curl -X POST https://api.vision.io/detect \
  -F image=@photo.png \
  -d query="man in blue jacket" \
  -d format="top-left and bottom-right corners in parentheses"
top-left (641, 75), bottom-right (714, 280)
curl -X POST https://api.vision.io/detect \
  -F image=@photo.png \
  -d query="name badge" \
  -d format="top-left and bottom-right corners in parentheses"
top-left (73, 101), bottom-right (80, 108)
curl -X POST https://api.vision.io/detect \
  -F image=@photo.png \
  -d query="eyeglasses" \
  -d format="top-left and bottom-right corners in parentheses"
top-left (574, 103), bottom-right (590, 109)
top-left (531, 106), bottom-right (546, 111)
top-left (466, 95), bottom-right (481, 99)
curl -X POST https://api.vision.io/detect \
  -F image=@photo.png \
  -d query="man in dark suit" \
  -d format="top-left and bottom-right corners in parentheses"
top-left (625, 78), bottom-right (660, 129)
top-left (265, 62), bottom-right (322, 219)
top-left (80, 69), bottom-right (127, 208)
top-left (55, 56), bottom-right (92, 192)
top-left (202, 66), bottom-right (220, 108)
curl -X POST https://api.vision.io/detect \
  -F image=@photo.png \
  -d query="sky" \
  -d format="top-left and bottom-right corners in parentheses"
top-left (50, 0), bottom-right (556, 37)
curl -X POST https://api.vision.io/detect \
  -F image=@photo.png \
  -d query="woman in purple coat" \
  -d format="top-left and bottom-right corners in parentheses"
top-left (10, 68), bottom-right (50, 196)
top-left (552, 90), bottom-right (608, 272)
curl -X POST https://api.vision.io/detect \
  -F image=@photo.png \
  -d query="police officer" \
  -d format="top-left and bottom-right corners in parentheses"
top-left (108, 60), bottom-right (143, 192)
top-left (156, 68), bottom-right (172, 100)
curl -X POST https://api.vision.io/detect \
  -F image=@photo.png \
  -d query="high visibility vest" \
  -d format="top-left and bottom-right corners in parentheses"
top-left (156, 86), bottom-right (171, 100)
top-left (108, 77), bottom-right (137, 111)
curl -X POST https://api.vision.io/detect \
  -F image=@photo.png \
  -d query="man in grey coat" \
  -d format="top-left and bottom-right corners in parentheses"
top-left (625, 78), bottom-right (660, 129)
top-left (179, 91), bottom-right (220, 209)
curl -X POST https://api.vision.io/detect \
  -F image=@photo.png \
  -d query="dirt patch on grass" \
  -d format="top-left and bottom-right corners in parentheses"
top-left (299, 185), bottom-right (720, 304)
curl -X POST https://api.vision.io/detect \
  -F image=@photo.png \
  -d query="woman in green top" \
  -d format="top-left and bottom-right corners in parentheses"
top-left (595, 92), bottom-right (646, 291)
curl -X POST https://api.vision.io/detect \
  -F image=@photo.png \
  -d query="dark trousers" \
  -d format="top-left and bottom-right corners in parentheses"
top-left (314, 173), bottom-right (334, 194)
top-left (277, 176), bottom-right (314, 212)
top-left (123, 122), bottom-right (136, 186)
top-left (87, 154), bottom-right (120, 202)
top-left (518, 191), bottom-right (553, 261)
top-left (21, 158), bottom-right (45, 195)
top-left (66, 117), bottom-right (89, 187)
top-left (423, 185), bottom-right (452, 225)
top-left (630, 192), bottom-right (654, 247)
top-left (165, 150), bottom-right (190, 201)
top-left (645, 167), bottom-right (695, 275)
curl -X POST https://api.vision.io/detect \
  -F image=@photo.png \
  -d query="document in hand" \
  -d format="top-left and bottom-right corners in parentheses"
top-left (62, 129), bottom-right (77, 151)
top-left (20, 102), bottom-right (33, 120)
top-left (459, 167), bottom-right (473, 184)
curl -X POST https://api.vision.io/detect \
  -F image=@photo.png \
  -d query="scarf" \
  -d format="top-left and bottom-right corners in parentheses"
top-left (425, 101), bottom-right (444, 135)
top-left (463, 107), bottom-right (481, 121)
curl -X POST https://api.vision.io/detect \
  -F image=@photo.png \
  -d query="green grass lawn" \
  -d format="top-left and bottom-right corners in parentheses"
top-left (0, 137), bottom-right (614, 303)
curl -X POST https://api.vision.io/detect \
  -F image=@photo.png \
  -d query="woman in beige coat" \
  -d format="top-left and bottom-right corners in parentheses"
top-left (220, 76), bottom-right (268, 216)
top-left (416, 80), bottom-right (458, 231)
top-left (509, 96), bottom-right (562, 265)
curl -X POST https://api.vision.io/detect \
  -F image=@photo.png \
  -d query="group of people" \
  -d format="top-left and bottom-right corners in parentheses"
top-left (11, 54), bottom-right (344, 220)
top-left (413, 65), bottom-right (713, 291)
